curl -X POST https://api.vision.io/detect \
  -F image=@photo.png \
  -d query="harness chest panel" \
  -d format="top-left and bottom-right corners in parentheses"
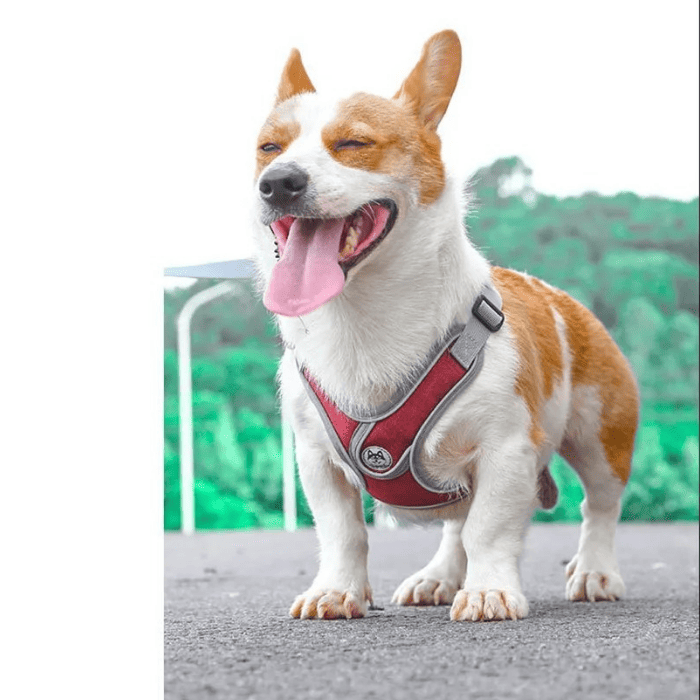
top-left (299, 286), bottom-right (504, 510)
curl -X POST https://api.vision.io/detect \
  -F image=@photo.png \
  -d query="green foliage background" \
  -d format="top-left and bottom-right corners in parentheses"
top-left (164, 158), bottom-right (699, 530)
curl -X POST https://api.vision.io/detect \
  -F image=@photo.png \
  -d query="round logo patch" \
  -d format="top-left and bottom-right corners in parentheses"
top-left (361, 446), bottom-right (393, 472)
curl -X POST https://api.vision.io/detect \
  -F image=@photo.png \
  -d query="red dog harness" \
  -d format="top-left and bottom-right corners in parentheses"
top-left (300, 285), bottom-right (505, 509)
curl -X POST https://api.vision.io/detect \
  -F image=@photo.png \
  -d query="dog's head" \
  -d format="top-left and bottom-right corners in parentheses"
top-left (253, 30), bottom-right (462, 317)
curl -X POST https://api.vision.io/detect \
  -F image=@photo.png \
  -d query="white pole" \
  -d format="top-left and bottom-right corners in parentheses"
top-left (281, 408), bottom-right (297, 532)
top-left (177, 310), bottom-right (194, 536)
top-left (176, 282), bottom-right (235, 535)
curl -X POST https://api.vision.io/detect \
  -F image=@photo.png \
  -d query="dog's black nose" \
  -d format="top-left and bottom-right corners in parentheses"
top-left (259, 164), bottom-right (309, 208)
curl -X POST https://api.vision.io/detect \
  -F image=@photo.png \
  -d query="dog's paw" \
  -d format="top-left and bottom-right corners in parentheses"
top-left (450, 588), bottom-right (529, 621)
top-left (290, 586), bottom-right (372, 620)
top-left (392, 574), bottom-right (459, 606)
top-left (565, 556), bottom-right (625, 602)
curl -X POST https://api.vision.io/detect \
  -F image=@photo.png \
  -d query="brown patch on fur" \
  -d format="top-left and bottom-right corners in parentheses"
top-left (257, 31), bottom-right (460, 204)
top-left (289, 596), bottom-right (303, 618)
top-left (303, 597), bottom-right (318, 618)
top-left (255, 115), bottom-right (301, 178)
top-left (598, 405), bottom-right (638, 483)
top-left (540, 281), bottom-right (639, 483)
top-left (318, 592), bottom-right (344, 619)
top-left (276, 48), bottom-right (315, 105)
top-left (322, 92), bottom-right (446, 205)
top-left (569, 585), bottom-right (586, 602)
top-left (494, 268), bottom-right (638, 483)
top-left (491, 268), bottom-right (564, 448)
top-left (321, 31), bottom-right (461, 205)
top-left (537, 466), bottom-right (559, 509)
top-left (254, 49), bottom-right (313, 179)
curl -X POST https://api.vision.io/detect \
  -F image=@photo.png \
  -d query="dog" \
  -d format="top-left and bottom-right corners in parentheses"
top-left (250, 30), bottom-right (639, 621)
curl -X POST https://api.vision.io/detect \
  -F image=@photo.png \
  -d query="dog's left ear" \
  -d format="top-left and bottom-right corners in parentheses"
top-left (394, 30), bottom-right (461, 131)
top-left (276, 48), bottom-right (316, 105)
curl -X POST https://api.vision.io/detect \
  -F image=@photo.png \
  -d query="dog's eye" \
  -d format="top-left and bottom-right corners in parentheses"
top-left (334, 139), bottom-right (373, 151)
top-left (260, 142), bottom-right (282, 153)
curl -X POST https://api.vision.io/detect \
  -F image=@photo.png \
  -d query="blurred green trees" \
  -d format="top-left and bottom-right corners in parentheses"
top-left (163, 282), bottom-right (308, 530)
top-left (164, 157), bottom-right (698, 529)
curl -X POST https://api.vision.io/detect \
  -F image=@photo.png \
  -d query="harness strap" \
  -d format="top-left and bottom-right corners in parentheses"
top-left (299, 283), bottom-right (504, 509)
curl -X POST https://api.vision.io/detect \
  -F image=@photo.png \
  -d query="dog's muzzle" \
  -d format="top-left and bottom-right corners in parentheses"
top-left (262, 199), bottom-right (398, 318)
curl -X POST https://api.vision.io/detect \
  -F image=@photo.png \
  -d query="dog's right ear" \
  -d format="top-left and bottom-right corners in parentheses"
top-left (275, 49), bottom-right (316, 105)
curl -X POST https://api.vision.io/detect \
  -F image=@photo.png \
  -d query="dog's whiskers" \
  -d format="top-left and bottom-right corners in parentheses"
top-left (360, 203), bottom-right (378, 225)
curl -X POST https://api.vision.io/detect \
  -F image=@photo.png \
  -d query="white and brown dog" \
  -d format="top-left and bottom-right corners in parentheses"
top-left (251, 30), bottom-right (639, 621)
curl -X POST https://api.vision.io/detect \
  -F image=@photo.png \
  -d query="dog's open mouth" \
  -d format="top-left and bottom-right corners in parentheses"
top-left (263, 199), bottom-right (398, 317)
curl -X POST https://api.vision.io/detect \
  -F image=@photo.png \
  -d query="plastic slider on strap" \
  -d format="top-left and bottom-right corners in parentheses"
top-left (472, 294), bottom-right (504, 332)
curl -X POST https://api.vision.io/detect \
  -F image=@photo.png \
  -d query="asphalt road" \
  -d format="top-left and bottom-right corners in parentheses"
top-left (165, 523), bottom-right (698, 700)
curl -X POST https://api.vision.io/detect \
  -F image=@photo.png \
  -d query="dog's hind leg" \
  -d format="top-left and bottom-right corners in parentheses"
top-left (392, 517), bottom-right (467, 606)
top-left (559, 385), bottom-right (637, 602)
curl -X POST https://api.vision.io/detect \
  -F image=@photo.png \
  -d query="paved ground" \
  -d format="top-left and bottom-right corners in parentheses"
top-left (165, 523), bottom-right (698, 699)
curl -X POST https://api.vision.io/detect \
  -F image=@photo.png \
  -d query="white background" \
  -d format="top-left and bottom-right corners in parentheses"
top-left (1, 1), bottom-right (697, 697)
top-left (159, 0), bottom-right (699, 268)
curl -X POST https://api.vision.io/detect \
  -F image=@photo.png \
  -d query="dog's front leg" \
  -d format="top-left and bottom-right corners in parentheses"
top-left (451, 439), bottom-right (537, 621)
top-left (290, 440), bottom-right (371, 619)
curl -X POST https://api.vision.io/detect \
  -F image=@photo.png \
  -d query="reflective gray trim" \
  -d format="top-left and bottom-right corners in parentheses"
top-left (341, 283), bottom-right (502, 420)
top-left (388, 490), bottom-right (468, 510)
top-left (350, 420), bottom-right (411, 480)
top-left (449, 324), bottom-right (488, 369)
top-left (450, 285), bottom-right (503, 369)
top-left (298, 369), bottom-right (368, 488)
top-left (348, 419), bottom-right (373, 461)
top-left (482, 282), bottom-right (503, 310)
top-left (342, 325), bottom-right (464, 422)
top-left (358, 448), bottom-right (411, 480)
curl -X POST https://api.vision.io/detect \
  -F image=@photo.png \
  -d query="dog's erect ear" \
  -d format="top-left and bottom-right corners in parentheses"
top-left (276, 49), bottom-right (316, 105)
top-left (394, 30), bottom-right (461, 131)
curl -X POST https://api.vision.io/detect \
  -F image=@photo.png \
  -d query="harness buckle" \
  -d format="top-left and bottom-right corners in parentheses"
top-left (471, 294), bottom-right (504, 332)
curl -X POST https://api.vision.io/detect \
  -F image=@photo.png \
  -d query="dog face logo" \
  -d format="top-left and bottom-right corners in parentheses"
top-left (361, 446), bottom-right (393, 472)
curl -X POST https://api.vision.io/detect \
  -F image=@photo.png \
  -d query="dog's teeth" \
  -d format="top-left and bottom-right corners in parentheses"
top-left (340, 226), bottom-right (359, 258)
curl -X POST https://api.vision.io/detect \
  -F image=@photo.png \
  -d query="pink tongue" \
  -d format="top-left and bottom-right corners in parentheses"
top-left (264, 218), bottom-right (346, 317)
